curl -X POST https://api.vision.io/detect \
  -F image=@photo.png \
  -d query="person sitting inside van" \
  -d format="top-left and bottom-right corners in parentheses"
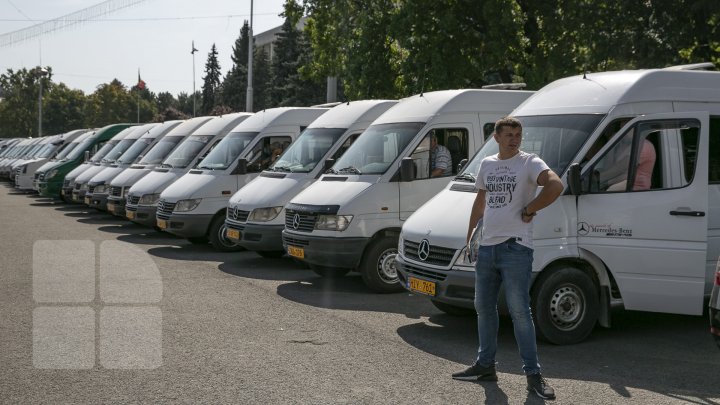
top-left (605, 137), bottom-right (656, 191)
top-left (430, 133), bottom-right (452, 177)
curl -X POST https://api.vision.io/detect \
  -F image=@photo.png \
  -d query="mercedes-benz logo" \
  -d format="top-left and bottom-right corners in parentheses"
top-left (292, 213), bottom-right (300, 230)
top-left (233, 206), bottom-right (240, 220)
top-left (418, 239), bottom-right (430, 261)
top-left (578, 222), bottom-right (590, 236)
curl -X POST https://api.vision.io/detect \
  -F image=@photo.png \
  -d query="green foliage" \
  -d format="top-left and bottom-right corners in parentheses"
top-left (201, 44), bottom-right (222, 114)
top-left (43, 83), bottom-right (86, 135)
top-left (86, 79), bottom-right (133, 126)
top-left (0, 67), bottom-right (51, 137)
top-left (222, 21), bottom-right (251, 111)
top-left (252, 47), bottom-right (273, 111)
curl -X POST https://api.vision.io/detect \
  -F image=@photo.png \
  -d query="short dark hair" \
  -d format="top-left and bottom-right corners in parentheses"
top-left (494, 116), bottom-right (522, 134)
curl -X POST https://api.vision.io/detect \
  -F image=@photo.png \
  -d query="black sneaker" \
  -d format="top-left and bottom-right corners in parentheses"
top-left (527, 373), bottom-right (555, 400)
top-left (451, 363), bottom-right (498, 381)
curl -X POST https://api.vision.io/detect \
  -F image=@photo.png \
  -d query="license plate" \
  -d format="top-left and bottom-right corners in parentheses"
top-left (126, 211), bottom-right (136, 220)
top-left (157, 219), bottom-right (168, 229)
top-left (287, 245), bottom-right (304, 259)
top-left (226, 228), bottom-right (240, 240)
top-left (409, 277), bottom-right (436, 296)
top-left (61, 189), bottom-right (65, 196)
top-left (107, 202), bottom-right (115, 212)
top-left (84, 196), bottom-right (91, 205)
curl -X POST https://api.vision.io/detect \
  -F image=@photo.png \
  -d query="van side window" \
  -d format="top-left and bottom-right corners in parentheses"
top-left (709, 118), bottom-right (720, 184)
top-left (331, 133), bottom-right (360, 160)
top-left (483, 123), bottom-right (495, 141)
top-left (587, 119), bottom-right (700, 193)
top-left (246, 136), bottom-right (292, 173)
top-left (408, 128), bottom-right (469, 179)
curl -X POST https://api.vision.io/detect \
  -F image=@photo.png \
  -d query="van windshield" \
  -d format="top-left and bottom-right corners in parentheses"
top-left (457, 114), bottom-right (604, 182)
top-left (101, 139), bottom-right (137, 163)
top-left (54, 142), bottom-right (79, 160)
top-left (88, 141), bottom-right (118, 163)
top-left (116, 138), bottom-right (153, 164)
top-left (161, 134), bottom-right (214, 168)
top-left (332, 122), bottom-right (424, 175)
top-left (138, 136), bottom-right (184, 164)
top-left (196, 132), bottom-right (258, 170)
top-left (272, 128), bottom-right (346, 173)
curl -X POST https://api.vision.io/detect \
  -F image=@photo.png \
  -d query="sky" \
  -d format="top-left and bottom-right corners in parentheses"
top-left (0, 0), bottom-right (287, 96)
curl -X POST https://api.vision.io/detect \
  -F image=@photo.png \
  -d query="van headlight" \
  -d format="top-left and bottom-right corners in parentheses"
top-left (93, 184), bottom-right (106, 194)
top-left (79, 183), bottom-right (88, 191)
top-left (455, 247), bottom-right (476, 270)
top-left (46, 169), bottom-right (58, 179)
top-left (315, 215), bottom-right (353, 231)
top-left (175, 198), bottom-right (202, 212)
top-left (249, 206), bottom-right (283, 222)
top-left (138, 193), bottom-right (160, 206)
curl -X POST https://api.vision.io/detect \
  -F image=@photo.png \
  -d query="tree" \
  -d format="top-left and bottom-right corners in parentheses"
top-left (221, 21), bottom-right (251, 111)
top-left (201, 44), bottom-right (222, 115)
top-left (0, 67), bottom-right (52, 138)
top-left (252, 46), bottom-right (273, 111)
top-left (43, 83), bottom-right (86, 134)
top-left (86, 79), bottom-right (133, 127)
top-left (156, 91), bottom-right (178, 112)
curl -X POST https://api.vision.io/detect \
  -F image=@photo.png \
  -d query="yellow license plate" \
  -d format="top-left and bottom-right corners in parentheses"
top-left (126, 211), bottom-right (136, 220)
top-left (287, 245), bottom-right (304, 259)
top-left (84, 196), bottom-right (91, 205)
top-left (107, 202), bottom-right (115, 212)
top-left (409, 277), bottom-right (436, 296)
top-left (226, 228), bottom-right (240, 240)
top-left (61, 189), bottom-right (65, 196)
top-left (157, 219), bottom-right (168, 229)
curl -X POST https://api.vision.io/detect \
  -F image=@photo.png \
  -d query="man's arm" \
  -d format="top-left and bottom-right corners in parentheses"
top-left (522, 169), bottom-right (564, 223)
top-left (467, 189), bottom-right (485, 242)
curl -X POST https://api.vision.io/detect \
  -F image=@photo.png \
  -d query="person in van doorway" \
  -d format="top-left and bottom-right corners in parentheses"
top-left (452, 116), bottom-right (564, 400)
top-left (430, 132), bottom-right (452, 177)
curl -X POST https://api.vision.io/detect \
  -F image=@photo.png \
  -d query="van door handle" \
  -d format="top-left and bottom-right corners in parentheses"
top-left (669, 210), bottom-right (705, 217)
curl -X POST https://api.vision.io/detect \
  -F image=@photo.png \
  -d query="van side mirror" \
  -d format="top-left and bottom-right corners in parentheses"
top-left (400, 157), bottom-right (415, 182)
top-left (457, 158), bottom-right (468, 173)
top-left (567, 163), bottom-right (582, 195)
top-left (323, 158), bottom-right (335, 173)
top-left (233, 158), bottom-right (248, 175)
top-left (84, 150), bottom-right (90, 162)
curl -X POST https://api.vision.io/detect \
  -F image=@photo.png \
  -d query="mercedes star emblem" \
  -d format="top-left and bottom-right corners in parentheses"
top-left (418, 239), bottom-right (430, 261)
top-left (292, 213), bottom-right (301, 230)
top-left (233, 206), bottom-right (240, 220)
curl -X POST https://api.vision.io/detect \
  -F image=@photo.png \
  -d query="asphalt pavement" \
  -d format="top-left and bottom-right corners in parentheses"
top-left (0, 184), bottom-right (718, 404)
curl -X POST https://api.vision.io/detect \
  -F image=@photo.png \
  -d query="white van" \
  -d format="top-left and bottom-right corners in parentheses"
top-left (396, 65), bottom-right (720, 344)
top-left (156, 107), bottom-right (329, 251)
top-left (107, 117), bottom-right (212, 217)
top-left (14, 129), bottom-right (88, 191)
top-left (281, 89), bottom-right (533, 292)
top-left (68, 126), bottom-right (137, 203)
top-left (225, 100), bottom-right (397, 258)
top-left (125, 113), bottom-right (251, 228)
top-left (86, 121), bottom-right (182, 211)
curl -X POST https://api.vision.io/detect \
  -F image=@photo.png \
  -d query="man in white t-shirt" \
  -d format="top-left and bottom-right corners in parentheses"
top-left (452, 117), bottom-right (564, 400)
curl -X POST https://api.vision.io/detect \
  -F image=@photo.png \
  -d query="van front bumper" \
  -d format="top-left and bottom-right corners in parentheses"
top-left (226, 221), bottom-right (284, 252)
top-left (89, 193), bottom-right (109, 210)
top-left (106, 196), bottom-right (126, 217)
top-left (39, 181), bottom-right (62, 198)
top-left (157, 213), bottom-right (213, 238)
top-left (281, 231), bottom-right (368, 269)
top-left (125, 205), bottom-right (158, 227)
top-left (395, 254), bottom-right (476, 309)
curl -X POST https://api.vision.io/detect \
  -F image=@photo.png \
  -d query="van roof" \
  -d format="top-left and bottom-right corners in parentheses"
top-left (194, 112), bottom-right (254, 135)
top-left (514, 68), bottom-right (720, 116)
top-left (137, 120), bottom-right (183, 139)
top-left (308, 100), bottom-right (398, 128)
top-left (372, 89), bottom-right (534, 124)
top-left (229, 107), bottom-right (328, 132)
top-left (164, 116), bottom-right (214, 137)
top-left (124, 123), bottom-right (159, 140)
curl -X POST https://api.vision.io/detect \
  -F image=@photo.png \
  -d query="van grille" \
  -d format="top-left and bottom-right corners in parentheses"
top-left (227, 206), bottom-right (250, 222)
top-left (156, 200), bottom-right (176, 219)
top-left (127, 195), bottom-right (140, 205)
top-left (87, 185), bottom-right (96, 194)
top-left (403, 240), bottom-right (456, 267)
top-left (282, 235), bottom-right (310, 247)
top-left (284, 210), bottom-right (317, 232)
top-left (402, 262), bottom-right (448, 281)
top-left (109, 186), bottom-right (122, 197)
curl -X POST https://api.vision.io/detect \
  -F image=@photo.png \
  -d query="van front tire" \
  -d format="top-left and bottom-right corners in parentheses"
top-left (531, 267), bottom-right (599, 345)
top-left (209, 216), bottom-right (244, 252)
top-left (359, 236), bottom-right (404, 293)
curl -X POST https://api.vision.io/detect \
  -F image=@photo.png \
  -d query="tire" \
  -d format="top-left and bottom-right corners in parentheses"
top-left (310, 264), bottom-right (350, 278)
top-left (208, 216), bottom-right (244, 252)
top-left (359, 236), bottom-right (404, 293)
top-left (431, 299), bottom-right (476, 316)
top-left (187, 237), bottom-right (208, 245)
top-left (531, 267), bottom-right (599, 345)
top-left (256, 250), bottom-right (285, 259)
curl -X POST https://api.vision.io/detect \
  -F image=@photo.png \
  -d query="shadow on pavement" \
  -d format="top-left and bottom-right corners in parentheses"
top-left (146, 244), bottom-right (249, 262)
top-left (218, 255), bottom-right (312, 282)
top-left (117, 231), bottom-right (183, 245)
top-left (397, 306), bottom-right (720, 401)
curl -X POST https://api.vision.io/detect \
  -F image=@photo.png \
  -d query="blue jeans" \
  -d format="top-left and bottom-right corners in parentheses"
top-left (474, 239), bottom-right (540, 375)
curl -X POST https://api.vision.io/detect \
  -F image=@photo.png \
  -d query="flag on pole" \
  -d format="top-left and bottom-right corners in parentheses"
top-left (137, 69), bottom-right (146, 90)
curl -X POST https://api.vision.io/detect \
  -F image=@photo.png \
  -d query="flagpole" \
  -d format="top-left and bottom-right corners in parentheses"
top-left (137, 68), bottom-right (140, 123)
top-left (191, 41), bottom-right (198, 117)
top-left (245, 0), bottom-right (253, 112)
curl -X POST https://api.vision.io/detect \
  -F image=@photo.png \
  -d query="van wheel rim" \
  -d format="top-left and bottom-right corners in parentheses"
top-left (218, 224), bottom-right (237, 248)
top-left (549, 285), bottom-right (585, 331)
top-left (377, 248), bottom-right (398, 284)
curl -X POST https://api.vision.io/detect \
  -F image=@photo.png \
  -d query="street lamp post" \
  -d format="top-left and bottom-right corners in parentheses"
top-left (36, 67), bottom-right (48, 137)
top-left (245, 0), bottom-right (253, 112)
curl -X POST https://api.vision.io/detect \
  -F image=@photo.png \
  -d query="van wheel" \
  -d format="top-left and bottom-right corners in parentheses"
top-left (359, 236), bottom-right (404, 293)
top-left (187, 237), bottom-right (208, 245)
top-left (209, 216), bottom-right (244, 252)
top-left (431, 300), bottom-right (476, 316)
top-left (257, 250), bottom-right (284, 259)
top-left (310, 264), bottom-right (350, 278)
top-left (531, 267), bottom-right (599, 345)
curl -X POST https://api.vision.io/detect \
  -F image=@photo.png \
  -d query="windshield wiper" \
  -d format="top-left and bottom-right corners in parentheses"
top-left (454, 173), bottom-right (476, 183)
top-left (338, 166), bottom-right (362, 174)
top-left (325, 167), bottom-right (338, 174)
top-left (159, 163), bottom-right (173, 169)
